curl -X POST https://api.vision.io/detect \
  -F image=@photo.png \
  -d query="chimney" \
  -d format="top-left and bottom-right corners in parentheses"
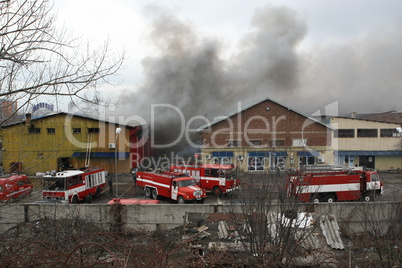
top-left (25, 113), bottom-right (32, 125)
top-left (351, 112), bottom-right (356, 119)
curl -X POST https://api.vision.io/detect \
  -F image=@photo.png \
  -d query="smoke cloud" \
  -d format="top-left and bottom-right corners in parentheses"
top-left (118, 4), bottom-right (307, 156)
top-left (294, 26), bottom-right (402, 114)
top-left (117, 4), bottom-right (402, 156)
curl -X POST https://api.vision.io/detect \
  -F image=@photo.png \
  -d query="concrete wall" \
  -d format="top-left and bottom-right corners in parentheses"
top-left (0, 202), bottom-right (399, 235)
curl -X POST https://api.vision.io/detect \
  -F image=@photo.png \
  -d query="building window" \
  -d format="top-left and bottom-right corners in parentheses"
top-left (270, 140), bottom-right (284, 146)
top-left (271, 157), bottom-right (286, 171)
top-left (88, 128), bottom-right (100, 133)
top-left (227, 140), bottom-right (239, 147)
top-left (73, 128), bottom-right (81, 134)
top-left (249, 140), bottom-right (262, 146)
top-left (334, 129), bottom-right (355, 138)
top-left (248, 156), bottom-right (266, 171)
top-left (299, 156), bottom-right (315, 166)
top-left (213, 157), bottom-right (232, 165)
top-left (357, 129), bottom-right (378, 137)
top-left (380, 128), bottom-right (401, 137)
top-left (47, 128), bottom-right (55, 134)
top-left (28, 128), bottom-right (41, 134)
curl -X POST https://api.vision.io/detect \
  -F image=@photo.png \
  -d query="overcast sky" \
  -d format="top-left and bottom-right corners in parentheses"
top-left (55, 0), bottom-right (402, 117)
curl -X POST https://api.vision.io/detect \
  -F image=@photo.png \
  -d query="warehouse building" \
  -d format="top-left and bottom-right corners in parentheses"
top-left (0, 112), bottom-right (150, 175)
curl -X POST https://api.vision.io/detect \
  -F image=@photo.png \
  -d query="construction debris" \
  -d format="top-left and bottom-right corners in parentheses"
top-left (182, 211), bottom-right (344, 266)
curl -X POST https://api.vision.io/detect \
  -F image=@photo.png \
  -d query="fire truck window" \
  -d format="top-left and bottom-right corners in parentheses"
top-left (211, 169), bottom-right (219, 177)
top-left (371, 174), bottom-right (379, 181)
top-left (18, 180), bottom-right (24, 186)
top-left (71, 175), bottom-right (82, 186)
top-left (179, 179), bottom-right (196, 187)
top-left (55, 179), bottom-right (65, 190)
top-left (205, 169), bottom-right (210, 176)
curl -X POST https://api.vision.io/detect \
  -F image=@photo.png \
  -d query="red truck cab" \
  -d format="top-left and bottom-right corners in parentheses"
top-left (170, 164), bottom-right (240, 196)
top-left (0, 174), bottom-right (33, 202)
top-left (136, 170), bottom-right (207, 204)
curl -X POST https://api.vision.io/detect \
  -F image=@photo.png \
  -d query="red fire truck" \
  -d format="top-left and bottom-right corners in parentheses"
top-left (136, 170), bottom-right (207, 204)
top-left (0, 174), bottom-right (33, 202)
top-left (42, 167), bottom-right (106, 203)
top-left (170, 164), bottom-right (240, 197)
top-left (287, 167), bottom-right (383, 203)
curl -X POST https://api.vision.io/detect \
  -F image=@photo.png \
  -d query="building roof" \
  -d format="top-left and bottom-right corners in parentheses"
top-left (329, 114), bottom-right (402, 126)
top-left (1, 112), bottom-right (140, 129)
top-left (197, 97), bottom-right (333, 131)
top-left (360, 111), bottom-right (402, 124)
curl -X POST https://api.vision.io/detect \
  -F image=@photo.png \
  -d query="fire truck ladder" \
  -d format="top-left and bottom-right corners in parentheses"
top-left (85, 134), bottom-right (92, 167)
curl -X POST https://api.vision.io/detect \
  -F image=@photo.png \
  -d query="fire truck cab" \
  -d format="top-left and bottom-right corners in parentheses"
top-left (0, 174), bottom-right (33, 202)
top-left (42, 167), bottom-right (106, 203)
top-left (136, 170), bottom-right (207, 204)
top-left (170, 164), bottom-right (240, 197)
top-left (287, 167), bottom-right (383, 203)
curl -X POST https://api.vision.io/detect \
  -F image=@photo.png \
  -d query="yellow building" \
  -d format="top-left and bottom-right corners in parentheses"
top-left (0, 112), bottom-right (143, 175)
top-left (328, 117), bottom-right (402, 170)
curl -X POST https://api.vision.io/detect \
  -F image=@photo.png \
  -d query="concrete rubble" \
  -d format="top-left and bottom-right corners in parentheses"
top-left (182, 212), bottom-right (344, 266)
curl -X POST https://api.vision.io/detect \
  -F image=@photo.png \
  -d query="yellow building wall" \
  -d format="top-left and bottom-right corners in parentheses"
top-left (330, 117), bottom-right (402, 169)
top-left (372, 157), bottom-right (402, 171)
top-left (1, 114), bottom-right (132, 175)
top-left (331, 118), bottom-right (401, 151)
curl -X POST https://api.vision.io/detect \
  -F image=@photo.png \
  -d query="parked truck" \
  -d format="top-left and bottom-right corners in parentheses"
top-left (287, 167), bottom-right (383, 203)
top-left (135, 170), bottom-right (207, 204)
top-left (42, 167), bottom-right (106, 203)
top-left (170, 164), bottom-right (240, 197)
top-left (0, 174), bottom-right (33, 202)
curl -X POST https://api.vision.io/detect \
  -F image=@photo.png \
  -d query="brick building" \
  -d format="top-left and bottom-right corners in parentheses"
top-left (198, 98), bottom-right (333, 172)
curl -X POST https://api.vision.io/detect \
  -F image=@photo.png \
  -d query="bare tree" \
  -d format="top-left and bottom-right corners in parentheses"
top-left (353, 197), bottom-right (402, 267)
top-left (224, 171), bottom-right (339, 266)
top-left (0, 0), bottom-right (124, 125)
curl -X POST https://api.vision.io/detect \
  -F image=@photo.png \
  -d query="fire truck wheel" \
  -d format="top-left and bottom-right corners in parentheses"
top-left (310, 195), bottom-right (321, 203)
top-left (85, 195), bottom-right (92, 203)
top-left (177, 196), bottom-right (185, 204)
top-left (145, 187), bottom-right (151, 198)
top-left (94, 187), bottom-right (101, 198)
top-left (151, 189), bottom-right (158, 200)
top-left (72, 195), bottom-right (78, 204)
top-left (362, 193), bottom-right (372, 202)
top-left (325, 195), bottom-right (336, 203)
top-left (213, 186), bottom-right (222, 197)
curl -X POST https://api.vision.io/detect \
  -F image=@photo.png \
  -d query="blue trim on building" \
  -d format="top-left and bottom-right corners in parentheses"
top-left (211, 151), bottom-right (234, 157)
top-left (298, 151), bottom-right (320, 157)
top-left (335, 151), bottom-right (402, 156)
